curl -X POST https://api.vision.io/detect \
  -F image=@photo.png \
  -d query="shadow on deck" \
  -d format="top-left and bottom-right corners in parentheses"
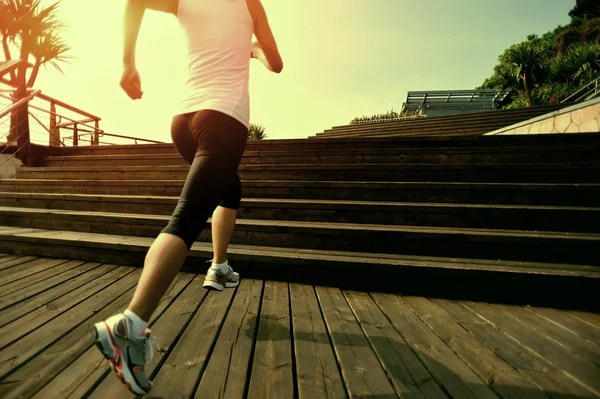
top-left (0, 255), bottom-right (599, 398)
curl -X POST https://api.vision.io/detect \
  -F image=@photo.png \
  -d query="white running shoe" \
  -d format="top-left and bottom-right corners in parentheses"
top-left (92, 313), bottom-right (158, 395)
top-left (203, 260), bottom-right (240, 291)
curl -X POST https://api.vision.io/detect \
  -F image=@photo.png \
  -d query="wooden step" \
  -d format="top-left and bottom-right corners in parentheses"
top-left (318, 115), bottom-right (561, 137)
top-left (40, 145), bottom-right (600, 167)
top-left (322, 104), bottom-right (565, 132)
top-left (1, 193), bottom-right (598, 233)
top-left (313, 122), bottom-right (529, 139)
top-left (2, 179), bottom-right (599, 205)
top-left (2, 207), bottom-right (599, 265)
top-left (16, 163), bottom-right (600, 183)
top-left (317, 105), bottom-right (565, 135)
top-left (0, 226), bottom-right (597, 308)
top-left (316, 120), bottom-right (548, 138)
top-left (40, 133), bottom-right (600, 157)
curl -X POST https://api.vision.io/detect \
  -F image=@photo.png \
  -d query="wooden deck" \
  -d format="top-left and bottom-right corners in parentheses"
top-left (0, 255), bottom-right (599, 399)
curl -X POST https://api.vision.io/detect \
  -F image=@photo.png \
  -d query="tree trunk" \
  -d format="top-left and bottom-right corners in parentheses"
top-left (7, 92), bottom-right (19, 143)
top-left (523, 73), bottom-right (533, 107)
top-left (6, 42), bottom-right (33, 164)
top-left (15, 99), bottom-right (31, 164)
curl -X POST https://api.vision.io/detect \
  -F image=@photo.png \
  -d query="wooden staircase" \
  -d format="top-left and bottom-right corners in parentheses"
top-left (0, 132), bottom-right (599, 309)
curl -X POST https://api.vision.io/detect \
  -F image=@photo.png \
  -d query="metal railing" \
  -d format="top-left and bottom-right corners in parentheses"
top-left (401, 89), bottom-right (513, 116)
top-left (561, 76), bottom-right (600, 104)
top-left (0, 88), bottom-right (165, 147)
top-left (0, 89), bottom-right (41, 167)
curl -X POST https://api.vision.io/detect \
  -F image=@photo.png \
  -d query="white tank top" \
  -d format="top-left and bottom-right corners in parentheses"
top-left (174, 0), bottom-right (253, 128)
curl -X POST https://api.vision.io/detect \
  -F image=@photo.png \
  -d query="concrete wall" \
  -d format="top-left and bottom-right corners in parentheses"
top-left (0, 154), bottom-right (22, 179)
top-left (485, 97), bottom-right (600, 135)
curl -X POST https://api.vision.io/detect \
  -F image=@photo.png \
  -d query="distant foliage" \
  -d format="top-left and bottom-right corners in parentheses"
top-left (350, 109), bottom-right (424, 125)
top-left (569, 0), bottom-right (600, 20)
top-left (479, 3), bottom-right (600, 109)
top-left (248, 123), bottom-right (267, 140)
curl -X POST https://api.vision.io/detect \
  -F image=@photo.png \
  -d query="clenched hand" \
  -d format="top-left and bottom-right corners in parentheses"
top-left (120, 65), bottom-right (143, 100)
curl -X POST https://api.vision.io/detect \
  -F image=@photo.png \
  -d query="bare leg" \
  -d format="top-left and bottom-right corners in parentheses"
top-left (211, 205), bottom-right (237, 264)
top-left (127, 233), bottom-right (188, 321)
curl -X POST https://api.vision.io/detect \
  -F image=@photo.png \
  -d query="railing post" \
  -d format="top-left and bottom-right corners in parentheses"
top-left (93, 120), bottom-right (100, 145)
top-left (49, 101), bottom-right (58, 146)
top-left (73, 123), bottom-right (78, 146)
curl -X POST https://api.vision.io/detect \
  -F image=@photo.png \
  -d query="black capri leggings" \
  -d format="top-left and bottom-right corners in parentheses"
top-left (161, 109), bottom-right (248, 250)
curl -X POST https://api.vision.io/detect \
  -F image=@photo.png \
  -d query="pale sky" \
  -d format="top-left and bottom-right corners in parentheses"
top-left (22, 0), bottom-right (575, 144)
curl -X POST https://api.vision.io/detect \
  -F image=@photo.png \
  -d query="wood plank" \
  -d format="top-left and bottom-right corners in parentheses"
top-left (494, 304), bottom-right (600, 367)
top-left (0, 265), bottom-right (132, 349)
top-left (247, 281), bottom-right (295, 399)
top-left (30, 344), bottom-right (110, 399)
top-left (343, 291), bottom-right (446, 398)
top-left (371, 293), bottom-right (499, 399)
top-left (0, 268), bottom-right (139, 377)
top-left (0, 255), bottom-right (36, 270)
top-left (0, 263), bottom-right (119, 328)
top-left (315, 286), bottom-right (397, 398)
top-left (195, 279), bottom-right (264, 399)
top-left (462, 300), bottom-right (600, 396)
top-left (528, 306), bottom-right (600, 345)
top-left (289, 283), bottom-right (347, 399)
top-left (564, 310), bottom-right (600, 330)
top-left (0, 256), bottom-right (40, 273)
top-left (0, 259), bottom-right (87, 304)
top-left (148, 287), bottom-right (236, 398)
top-left (434, 298), bottom-right (598, 398)
top-left (34, 272), bottom-right (195, 399)
top-left (401, 296), bottom-right (550, 398)
top-left (0, 271), bottom-right (142, 399)
top-left (87, 273), bottom-right (204, 399)
top-left (0, 257), bottom-right (69, 286)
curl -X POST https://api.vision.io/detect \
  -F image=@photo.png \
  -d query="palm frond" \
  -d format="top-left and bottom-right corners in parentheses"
top-left (248, 123), bottom-right (267, 140)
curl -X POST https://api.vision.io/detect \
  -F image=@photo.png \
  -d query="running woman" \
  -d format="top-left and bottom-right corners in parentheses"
top-left (91, 0), bottom-right (282, 394)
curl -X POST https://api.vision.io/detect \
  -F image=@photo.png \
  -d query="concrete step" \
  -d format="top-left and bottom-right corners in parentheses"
top-left (0, 226), bottom-right (596, 309)
top-left (1, 179), bottom-right (598, 206)
top-left (2, 207), bottom-right (599, 265)
top-left (1, 193), bottom-right (597, 232)
top-left (16, 163), bottom-right (600, 183)
top-left (40, 145), bottom-right (600, 167)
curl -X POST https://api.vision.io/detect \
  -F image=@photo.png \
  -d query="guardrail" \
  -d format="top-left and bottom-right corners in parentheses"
top-left (561, 76), bottom-right (600, 104)
top-left (0, 89), bottom-right (41, 167)
top-left (0, 80), bottom-right (166, 164)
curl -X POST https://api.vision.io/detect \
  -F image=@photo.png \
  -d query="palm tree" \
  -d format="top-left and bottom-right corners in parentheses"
top-left (0, 0), bottom-right (71, 161)
top-left (567, 42), bottom-right (600, 85)
top-left (504, 41), bottom-right (549, 107)
top-left (248, 123), bottom-right (267, 140)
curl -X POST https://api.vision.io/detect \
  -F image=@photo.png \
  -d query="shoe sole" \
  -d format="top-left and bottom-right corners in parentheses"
top-left (203, 279), bottom-right (240, 291)
top-left (91, 323), bottom-right (149, 395)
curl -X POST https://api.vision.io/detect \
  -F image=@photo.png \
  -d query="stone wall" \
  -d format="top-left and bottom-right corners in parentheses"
top-left (485, 97), bottom-right (600, 135)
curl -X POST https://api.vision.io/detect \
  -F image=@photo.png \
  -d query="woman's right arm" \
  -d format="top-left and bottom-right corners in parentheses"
top-left (246, 0), bottom-right (283, 73)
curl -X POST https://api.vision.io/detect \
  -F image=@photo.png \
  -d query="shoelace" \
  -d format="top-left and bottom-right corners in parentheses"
top-left (145, 334), bottom-right (162, 365)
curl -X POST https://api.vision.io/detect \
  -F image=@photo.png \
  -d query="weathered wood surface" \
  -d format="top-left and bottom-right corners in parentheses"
top-left (0, 260), bottom-right (599, 399)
